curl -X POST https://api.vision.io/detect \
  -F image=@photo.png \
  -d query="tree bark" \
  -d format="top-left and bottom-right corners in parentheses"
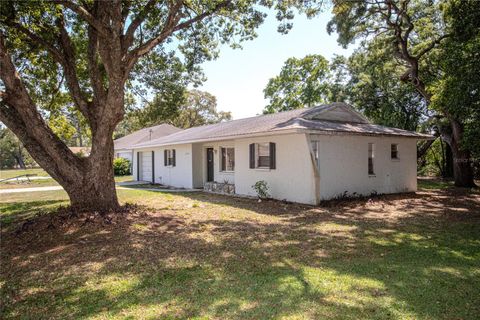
top-left (448, 118), bottom-right (476, 187)
top-left (1, 1), bottom-right (234, 213)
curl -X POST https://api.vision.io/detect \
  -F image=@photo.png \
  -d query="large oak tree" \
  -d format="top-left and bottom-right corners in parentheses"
top-left (327, 0), bottom-right (477, 187)
top-left (0, 0), bottom-right (320, 211)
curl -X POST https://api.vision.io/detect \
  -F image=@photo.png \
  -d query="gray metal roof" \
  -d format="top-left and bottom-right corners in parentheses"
top-left (114, 123), bottom-right (182, 150)
top-left (133, 103), bottom-right (432, 148)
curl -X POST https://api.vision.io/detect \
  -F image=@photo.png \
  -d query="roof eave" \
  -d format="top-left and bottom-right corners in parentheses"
top-left (303, 129), bottom-right (435, 139)
top-left (131, 128), bottom-right (302, 149)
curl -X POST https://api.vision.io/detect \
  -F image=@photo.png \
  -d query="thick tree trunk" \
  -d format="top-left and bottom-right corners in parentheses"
top-left (447, 118), bottom-right (476, 187)
top-left (65, 156), bottom-right (119, 212)
top-left (14, 147), bottom-right (26, 169)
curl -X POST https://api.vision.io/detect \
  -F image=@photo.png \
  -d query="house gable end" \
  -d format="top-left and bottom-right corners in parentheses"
top-left (303, 103), bottom-right (369, 124)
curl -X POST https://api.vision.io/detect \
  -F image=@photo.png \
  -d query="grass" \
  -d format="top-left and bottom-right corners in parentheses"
top-left (1, 182), bottom-right (479, 319)
top-left (0, 168), bottom-right (50, 179)
top-left (0, 173), bottom-right (133, 189)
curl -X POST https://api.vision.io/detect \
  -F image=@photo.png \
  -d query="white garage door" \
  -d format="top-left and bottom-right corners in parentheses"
top-left (140, 152), bottom-right (153, 182)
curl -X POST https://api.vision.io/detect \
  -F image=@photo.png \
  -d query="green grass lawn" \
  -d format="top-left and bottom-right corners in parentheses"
top-left (0, 168), bottom-right (50, 180)
top-left (0, 174), bottom-right (133, 189)
top-left (1, 183), bottom-right (479, 319)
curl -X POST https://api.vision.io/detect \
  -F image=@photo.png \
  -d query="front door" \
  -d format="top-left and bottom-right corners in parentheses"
top-left (206, 148), bottom-right (214, 182)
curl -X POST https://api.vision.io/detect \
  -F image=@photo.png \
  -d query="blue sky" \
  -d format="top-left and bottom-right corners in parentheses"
top-left (197, 9), bottom-right (356, 119)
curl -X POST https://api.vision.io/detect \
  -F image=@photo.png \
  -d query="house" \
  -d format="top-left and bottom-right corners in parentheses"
top-left (114, 124), bottom-right (182, 162)
top-left (131, 103), bottom-right (432, 205)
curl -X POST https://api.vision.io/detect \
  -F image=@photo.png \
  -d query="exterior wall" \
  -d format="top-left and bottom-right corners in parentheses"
top-left (234, 134), bottom-right (317, 205)
top-left (198, 140), bottom-right (236, 185)
top-left (312, 134), bottom-right (417, 200)
top-left (133, 144), bottom-right (193, 188)
top-left (131, 132), bottom-right (418, 204)
top-left (114, 149), bottom-right (133, 162)
top-left (191, 143), bottom-right (204, 188)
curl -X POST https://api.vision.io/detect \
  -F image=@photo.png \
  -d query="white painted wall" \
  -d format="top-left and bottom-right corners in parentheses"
top-left (132, 133), bottom-right (418, 205)
top-left (133, 144), bottom-right (193, 188)
top-left (312, 134), bottom-right (417, 200)
top-left (191, 143), bottom-right (204, 188)
top-left (198, 140), bottom-right (236, 185)
top-left (234, 134), bottom-right (317, 204)
top-left (115, 149), bottom-right (133, 162)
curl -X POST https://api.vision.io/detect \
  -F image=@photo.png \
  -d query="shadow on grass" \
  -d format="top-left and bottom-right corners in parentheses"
top-left (0, 200), bottom-right (66, 228)
top-left (1, 187), bottom-right (479, 319)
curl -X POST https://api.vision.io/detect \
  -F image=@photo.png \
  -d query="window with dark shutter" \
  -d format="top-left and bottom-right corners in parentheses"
top-left (257, 142), bottom-right (270, 168)
top-left (164, 150), bottom-right (168, 166)
top-left (249, 143), bottom-right (255, 169)
top-left (172, 149), bottom-right (176, 167)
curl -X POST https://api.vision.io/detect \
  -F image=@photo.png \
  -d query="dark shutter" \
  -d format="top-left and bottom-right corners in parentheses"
top-left (151, 151), bottom-right (155, 183)
top-left (172, 149), bottom-right (176, 167)
top-left (249, 143), bottom-right (255, 169)
top-left (164, 150), bottom-right (167, 166)
top-left (269, 142), bottom-right (276, 169)
top-left (137, 152), bottom-right (140, 180)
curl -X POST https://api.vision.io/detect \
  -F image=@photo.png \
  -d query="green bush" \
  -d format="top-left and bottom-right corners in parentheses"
top-left (252, 180), bottom-right (270, 199)
top-left (113, 157), bottom-right (131, 176)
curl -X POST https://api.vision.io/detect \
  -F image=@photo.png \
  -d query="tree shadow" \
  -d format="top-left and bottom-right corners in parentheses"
top-left (0, 200), bottom-right (66, 229)
top-left (1, 187), bottom-right (479, 319)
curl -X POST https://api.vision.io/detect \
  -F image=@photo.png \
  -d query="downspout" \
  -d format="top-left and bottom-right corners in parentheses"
top-left (306, 134), bottom-right (321, 205)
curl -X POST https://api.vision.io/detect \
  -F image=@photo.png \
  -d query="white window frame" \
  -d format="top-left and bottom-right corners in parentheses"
top-left (166, 149), bottom-right (175, 166)
top-left (256, 142), bottom-right (270, 169)
top-left (391, 143), bottom-right (399, 160)
top-left (220, 147), bottom-right (235, 172)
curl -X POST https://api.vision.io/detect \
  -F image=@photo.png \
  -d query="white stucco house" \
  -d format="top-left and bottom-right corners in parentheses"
top-left (114, 123), bottom-right (182, 162)
top-left (131, 103), bottom-right (432, 205)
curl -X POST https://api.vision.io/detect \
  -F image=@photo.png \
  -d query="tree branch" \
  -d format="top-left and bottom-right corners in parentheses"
top-left (0, 33), bottom-right (81, 183)
top-left (56, 15), bottom-right (93, 121)
top-left (415, 34), bottom-right (450, 58)
top-left (2, 20), bottom-right (64, 64)
top-left (126, 0), bottom-right (232, 73)
top-left (52, 0), bottom-right (109, 36)
top-left (123, 0), bottom-right (158, 50)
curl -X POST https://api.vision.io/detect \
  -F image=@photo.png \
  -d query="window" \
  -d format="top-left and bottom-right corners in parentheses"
top-left (368, 143), bottom-right (375, 175)
top-left (164, 149), bottom-right (176, 166)
top-left (221, 147), bottom-right (235, 171)
top-left (257, 143), bottom-right (270, 168)
top-left (391, 144), bottom-right (399, 159)
top-left (249, 142), bottom-right (276, 169)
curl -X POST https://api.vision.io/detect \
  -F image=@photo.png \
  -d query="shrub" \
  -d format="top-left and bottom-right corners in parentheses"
top-left (252, 180), bottom-right (270, 199)
top-left (113, 157), bottom-right (131, 176)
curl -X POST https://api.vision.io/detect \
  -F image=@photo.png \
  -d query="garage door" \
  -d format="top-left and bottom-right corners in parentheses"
top-left (140, 152), bottom-right (153, 182)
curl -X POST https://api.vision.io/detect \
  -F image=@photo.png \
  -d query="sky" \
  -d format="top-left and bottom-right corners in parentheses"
top-left (197, 9), bottom-right (356, 119)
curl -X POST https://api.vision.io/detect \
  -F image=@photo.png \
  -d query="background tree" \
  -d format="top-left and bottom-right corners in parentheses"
top-left (124, 89), bottom-right (230, 130)
top-left (0, 127), bottom-right (35, 169)
top-left (326, 0), bottom-right (476, 187)
top-left (172, 90), bottom-right (231, 128)
top-left (0, 0), bottom-right (320, 211)
top-left (263, 54), bottom-right (330, 113)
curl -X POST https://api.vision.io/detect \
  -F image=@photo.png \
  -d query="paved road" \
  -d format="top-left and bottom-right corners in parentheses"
top-left (0, 186), bottom-right (63, 194)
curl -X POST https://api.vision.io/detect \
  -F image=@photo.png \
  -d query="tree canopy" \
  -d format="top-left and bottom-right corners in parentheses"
top-left (0, 0), bottom-right (323, 211)
top-left (263, 54), bottom-right (330, 113)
